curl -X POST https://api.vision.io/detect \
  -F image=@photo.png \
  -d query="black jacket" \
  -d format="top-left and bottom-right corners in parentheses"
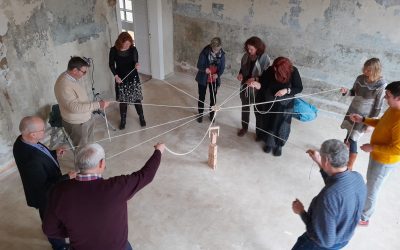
top-left (13, 136), bottom-right (69, 209)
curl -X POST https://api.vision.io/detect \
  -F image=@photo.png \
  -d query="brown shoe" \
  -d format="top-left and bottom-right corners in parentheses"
top-left (237, 128), bottom-right (247, 137)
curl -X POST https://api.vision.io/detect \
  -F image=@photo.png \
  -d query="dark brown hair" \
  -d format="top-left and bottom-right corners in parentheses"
top-left (115, 32), bottom-right (133, 51)
top-left (243, 36), bottom-right (266, 56)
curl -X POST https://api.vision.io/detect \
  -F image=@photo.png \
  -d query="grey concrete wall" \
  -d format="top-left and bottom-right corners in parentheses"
top-left (163, 0), bottom-right (174, 76)
top-left (173, 0), bottom-right (400, 107)
top-left (0, 0), bottom-right (119, 172)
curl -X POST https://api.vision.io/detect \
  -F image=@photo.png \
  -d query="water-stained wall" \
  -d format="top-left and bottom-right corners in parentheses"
top-left (0, 0), bottom-right (118, 172)
top-left (173, 0), bottom-right (400, 106)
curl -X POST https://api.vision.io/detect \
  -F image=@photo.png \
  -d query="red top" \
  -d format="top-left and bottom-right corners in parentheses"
top-left (207, 65), bottom-right (218, 83)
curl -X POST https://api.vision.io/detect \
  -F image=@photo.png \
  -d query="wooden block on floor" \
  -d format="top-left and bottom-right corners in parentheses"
top-left (208, 144), bottom-right (217, 169)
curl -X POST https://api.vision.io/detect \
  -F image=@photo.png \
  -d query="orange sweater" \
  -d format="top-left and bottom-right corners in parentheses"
top-left (364, 107), bottom-right (400, 164)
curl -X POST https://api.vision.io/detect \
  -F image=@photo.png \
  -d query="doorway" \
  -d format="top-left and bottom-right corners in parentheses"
top-left (118, 0), bottom-right (151, 76)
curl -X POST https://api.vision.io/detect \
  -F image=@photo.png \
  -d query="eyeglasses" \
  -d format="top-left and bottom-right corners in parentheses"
top-left (31, 128), bottom-right (45, 133)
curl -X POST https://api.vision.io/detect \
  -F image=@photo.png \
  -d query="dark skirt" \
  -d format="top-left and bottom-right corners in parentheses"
top-left (115, 72), bottom-right (143, 103)
top-left (258, 98), bottom-right (293, 148)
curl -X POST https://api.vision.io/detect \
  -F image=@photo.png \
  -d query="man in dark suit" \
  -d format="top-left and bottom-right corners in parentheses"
top-left (13, 116), bottom-right (76, 250)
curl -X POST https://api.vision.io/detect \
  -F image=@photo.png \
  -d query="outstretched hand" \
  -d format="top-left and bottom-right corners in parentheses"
top-left (154, 143), bottom-right (165, 154)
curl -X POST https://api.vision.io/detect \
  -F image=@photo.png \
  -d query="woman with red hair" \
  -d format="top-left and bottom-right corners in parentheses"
top-left (249, 57), bottom-right (303, 156)
top-left (109, 32), bottom-right (146, 129)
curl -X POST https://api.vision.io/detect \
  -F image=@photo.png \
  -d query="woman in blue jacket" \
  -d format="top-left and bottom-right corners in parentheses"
top-left (195, 37), bottom-right (225, 123)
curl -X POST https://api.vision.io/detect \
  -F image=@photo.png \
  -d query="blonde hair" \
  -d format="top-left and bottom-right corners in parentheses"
top-left (363, 58), bottom-right (382, 82)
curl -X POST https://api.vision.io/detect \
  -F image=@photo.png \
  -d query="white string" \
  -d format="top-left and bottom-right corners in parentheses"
top-left (103, 107), bottom-right (112, 142)
top-left (210, 77), bottom-right (216, 108)
top-left (309, 162), bottom-right (316, 180)
top-left (113, 101), bottom-right (199, 110)
top-left (165, 111), bottom-right (218, 156)
top-left (252, 88), bottom-right (277, 114)
top-left (220, 88), bottom-right (341, 110)
top-left (345, 121), bottom-right (356, 145)
top-left (106, 111), bottom-right (212, 160)
top-left (242, 120), bottom-right (304, 151)
top-left (161, 79), bottom-right (207, 105)
top-left (120, 68), bottom-right (136, 82)
top-left (219, 84), bottom-right (247, 107)
top-left (63, 112), bottom-right (202, 151)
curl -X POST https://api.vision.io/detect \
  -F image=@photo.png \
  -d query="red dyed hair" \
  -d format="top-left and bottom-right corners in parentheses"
top-left (273, 57), bottom-right (293, 83)
top-left (115, 32), bottom-right (133, 50)
top-left (243, 36), bottom-right (266, 56)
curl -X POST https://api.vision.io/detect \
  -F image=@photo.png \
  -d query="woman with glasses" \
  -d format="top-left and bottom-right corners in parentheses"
top-left (109, 32), bottom-right (146, 129)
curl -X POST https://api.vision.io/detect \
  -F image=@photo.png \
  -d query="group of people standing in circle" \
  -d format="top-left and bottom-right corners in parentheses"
top-left (194, 36), bottom-right (389, 162)
top-left (195, 36), bottom-right (303, 157)
top-left (194, 35), bottom-right (400, 249)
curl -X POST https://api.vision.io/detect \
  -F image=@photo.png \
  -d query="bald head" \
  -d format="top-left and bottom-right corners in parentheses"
top-left (19, 116), bottom-right (44, 135)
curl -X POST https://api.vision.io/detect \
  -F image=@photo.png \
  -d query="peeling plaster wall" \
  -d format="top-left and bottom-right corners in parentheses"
top-left (173, 0), bottom-right (400, 107)
top-left (0, 0), bottom-right (118, 172)
top-left (163, 0), bottom-right (174, 76)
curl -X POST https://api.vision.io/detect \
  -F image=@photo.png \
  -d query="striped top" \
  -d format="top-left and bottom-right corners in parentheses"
top-left (301, 170), bottom-right (366, 248)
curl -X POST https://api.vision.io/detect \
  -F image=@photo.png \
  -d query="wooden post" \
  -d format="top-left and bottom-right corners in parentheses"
top-left (208, 126), bottom-right (220, 169)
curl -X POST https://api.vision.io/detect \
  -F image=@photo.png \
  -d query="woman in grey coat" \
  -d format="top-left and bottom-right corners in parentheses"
top-left (340, 58), bottom-right (387, 170)
top-left (237, 36), bottom-right (270, 138)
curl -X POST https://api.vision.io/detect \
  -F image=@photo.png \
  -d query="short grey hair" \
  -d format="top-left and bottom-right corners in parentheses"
top-left (75, 143), bottom-right (105, 173)
top-left (320, 139), bottom-right (349, 168)
top-left (19, 116), bottom-right (43, 134)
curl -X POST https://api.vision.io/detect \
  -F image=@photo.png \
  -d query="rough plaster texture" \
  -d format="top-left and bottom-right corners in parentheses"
top-left (163, 0), bottom-right (175, 76)
top-left (173, 0), bottom-right (400, 109)
top-left (0, 0), bottom-right (119, 171)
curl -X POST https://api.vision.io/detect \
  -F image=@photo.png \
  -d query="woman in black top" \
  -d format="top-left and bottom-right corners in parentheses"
top-left (249, 57), bottom-right (303, 156)
top-left (109, 32), bottom-right (146, 129)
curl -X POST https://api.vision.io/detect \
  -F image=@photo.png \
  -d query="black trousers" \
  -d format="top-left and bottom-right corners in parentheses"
top-left (198, 83), bottom-right (218, 114)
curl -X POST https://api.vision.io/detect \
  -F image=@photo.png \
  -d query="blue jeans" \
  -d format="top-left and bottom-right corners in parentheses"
top-left (361, 157), bottom-right (398, 221)
top-left (292, 233), bottom-right (348, 250)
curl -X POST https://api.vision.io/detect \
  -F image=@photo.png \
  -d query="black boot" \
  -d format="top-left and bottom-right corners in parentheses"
top-left (119, 113), bottom-right (127, 130)
top-left (273, 146), bottom-right (282, 156)
top-left (139, 115), bottom-right (146, 127)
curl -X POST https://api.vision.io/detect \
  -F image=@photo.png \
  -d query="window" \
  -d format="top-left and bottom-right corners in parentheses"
top-left (119, 0), bottom-right (133, 23)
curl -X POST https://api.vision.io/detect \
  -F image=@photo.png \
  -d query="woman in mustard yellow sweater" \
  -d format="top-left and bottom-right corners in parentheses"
top-left (350, 81), bottom-right (400, 226)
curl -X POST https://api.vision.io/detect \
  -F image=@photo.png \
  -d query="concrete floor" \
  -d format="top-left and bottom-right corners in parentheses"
top-left (1, 73), bottom-right (399, 249)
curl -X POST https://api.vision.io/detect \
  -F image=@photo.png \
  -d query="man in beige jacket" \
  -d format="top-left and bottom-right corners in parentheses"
top-left (55, 57), bottom-right (109, 147)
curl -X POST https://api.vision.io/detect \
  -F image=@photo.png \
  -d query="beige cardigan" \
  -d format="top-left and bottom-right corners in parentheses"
top-left (54, 72), bottom-right (100, 124)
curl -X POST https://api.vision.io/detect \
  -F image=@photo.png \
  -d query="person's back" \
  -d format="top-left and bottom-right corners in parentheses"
top-left (308, 170), bottom-right (366, 247)
top-left (43, 143), bottom-right (164, 250)
top-left (48, 177), bottom-right (135, 250)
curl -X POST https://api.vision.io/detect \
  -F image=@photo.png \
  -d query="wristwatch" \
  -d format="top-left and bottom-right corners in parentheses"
top-left (287, 88), bottom-right (291, 94)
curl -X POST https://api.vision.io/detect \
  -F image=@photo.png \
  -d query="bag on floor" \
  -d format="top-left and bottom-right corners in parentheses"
top-left (293, 98), bottom-right (318, 122)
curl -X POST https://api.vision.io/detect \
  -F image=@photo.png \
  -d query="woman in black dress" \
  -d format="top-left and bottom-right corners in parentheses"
top-left (109, 32), bottom-right (146, 129)
top-left (249, 57), bottom-right (303, 156)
